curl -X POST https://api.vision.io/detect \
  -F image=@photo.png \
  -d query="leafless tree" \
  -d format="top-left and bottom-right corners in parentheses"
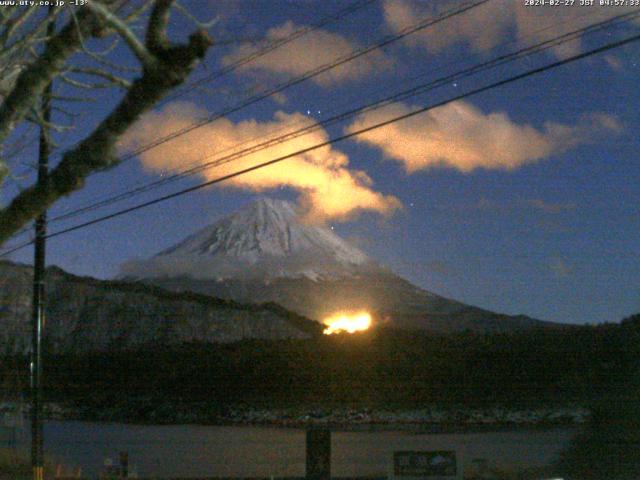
top-left (0, 0), bottom-right (213, 246)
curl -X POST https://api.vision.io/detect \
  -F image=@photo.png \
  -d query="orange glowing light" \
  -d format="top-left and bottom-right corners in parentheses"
top-left (322, 311), bottom-right (372, 335)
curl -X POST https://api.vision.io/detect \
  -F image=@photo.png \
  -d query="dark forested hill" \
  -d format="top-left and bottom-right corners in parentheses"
top-left (0, 260), bottom-right (321, 354)
top-left (2, 317), bottom-right (636, 423)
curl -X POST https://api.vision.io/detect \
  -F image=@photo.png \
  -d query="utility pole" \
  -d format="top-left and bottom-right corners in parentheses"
top-left (31, 7), bottom-right (55, 480)
top-left (306, 428), bottom-right (331, 480)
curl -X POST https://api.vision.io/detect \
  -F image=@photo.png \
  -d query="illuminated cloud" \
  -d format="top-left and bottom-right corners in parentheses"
top-left (120, 102), bottom-right (400, 223)
top-left (222, 21), bottom-right (392, 86)
top-left (384, 0), bottom-right (637, 59)
top-left (345, 100), bottom-right (621, 173)
top-left (384, 0), bottom-right (512, 54)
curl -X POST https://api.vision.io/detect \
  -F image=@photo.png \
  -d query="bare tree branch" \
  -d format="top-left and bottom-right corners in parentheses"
top-left (59, 72), bottom-right (129, 90)
top-left (51, 106), bottom-right (82, 120)
top-left (174, 1), bottom-right (220, 30)
top-left (83, 46), bottom-right (141, 73)
top-left (0, 11), bottom-right (212, 243)
top-left (0, 7), bottom-right (102, 147)
top-left (86, 1), bottom-right (156, 68)
top-left (66, 67), bottom-right (132, 88)
top-left (146, 0), bottom-right (172, 54)
top-left (0, 10), bottom-right (55, 71)
top-left (0, 7), bottom-right (37, 46)
top-left (124, 0), bottom-right (155, 24)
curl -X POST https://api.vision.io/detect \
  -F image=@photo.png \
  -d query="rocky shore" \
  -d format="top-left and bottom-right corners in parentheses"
top-left (26, 402), bottom-right (589, 430)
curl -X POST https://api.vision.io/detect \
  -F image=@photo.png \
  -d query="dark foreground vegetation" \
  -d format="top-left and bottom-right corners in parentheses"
top-left (2, 314), bottom-right (639, 479)
top-left (2, 314), bottom-right (638, 417)
top-left (557, 390), bottom-right (640, 480)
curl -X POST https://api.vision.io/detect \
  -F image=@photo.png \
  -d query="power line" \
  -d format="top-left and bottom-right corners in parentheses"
top-left (4, 7), bottom-right (635, 255)
top-left (11, 0), bottom-right (492, 234)
top-left (40, 9), bottom-right (640, 226)
top-left (0, 0), bottom-right (379, 242)
top-left (11, 0), bottom-right (378, 210)
top-left (33, 0), bottom-right (492, 224)
top-left (119, 0), bottom-right (492, 162)
top-left (3, 5), bottom-right (636, 247)
top-left (2, 29), bottom-right (638, 258)
top-left (158, 0), bottom-right (380, 106)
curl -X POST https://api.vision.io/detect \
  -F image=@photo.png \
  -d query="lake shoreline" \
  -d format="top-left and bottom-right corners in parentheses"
top-left (13, 420), bottom-right (577, 478)
top-left (36, 402), bottom-right (588, 433)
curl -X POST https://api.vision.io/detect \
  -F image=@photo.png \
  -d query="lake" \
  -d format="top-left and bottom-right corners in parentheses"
top-left (14, 421), bottom-right (576, 477)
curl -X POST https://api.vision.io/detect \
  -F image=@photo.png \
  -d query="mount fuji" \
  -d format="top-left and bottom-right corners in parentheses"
top-left (122, 198), bottom-right (552, 332)
top-left (123, 198), bottom-right (376, 282)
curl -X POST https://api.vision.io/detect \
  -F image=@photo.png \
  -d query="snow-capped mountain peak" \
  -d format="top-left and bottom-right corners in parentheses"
top-left (122, 198), bottom-right (377, 281)
top-left (119, 198), bottom-right (550, 332)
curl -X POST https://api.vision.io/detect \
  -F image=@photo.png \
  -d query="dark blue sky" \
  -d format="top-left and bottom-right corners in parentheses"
top-left (3, 0), bottom-right (639, 325)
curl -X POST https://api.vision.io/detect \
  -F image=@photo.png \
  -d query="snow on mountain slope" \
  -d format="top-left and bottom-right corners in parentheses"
top-left (122, 197), bottom-right (552, 331)
top-left (122, 198), bottom-right (377, 281)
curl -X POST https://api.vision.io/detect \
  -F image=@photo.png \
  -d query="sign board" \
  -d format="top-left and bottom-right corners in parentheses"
top-left (306, 428), bottom-right (331, 480)
top-left (393, 450), bottom-right (460, 480)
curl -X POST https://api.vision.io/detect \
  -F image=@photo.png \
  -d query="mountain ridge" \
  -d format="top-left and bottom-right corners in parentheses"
top-left (0, 260), bottom-right (321, 354)
top-left (126, 198), bottom-right (557, 332)
top-left (122, 198), bottom-right (377, 282)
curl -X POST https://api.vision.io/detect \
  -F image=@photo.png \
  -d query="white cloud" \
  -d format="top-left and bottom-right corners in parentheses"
top-left (222, 21), bottom-right (392, 86)
top-left (120, 102), bottom-right (401, 223)
top-left (384, 0), bottom-right (638, 59)
top-left (345, 100), bottom-right (621, 173)
top-left (384, 0), bottom-right (513, 54)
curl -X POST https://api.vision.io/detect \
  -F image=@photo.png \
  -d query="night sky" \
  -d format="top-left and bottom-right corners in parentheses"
top-left (2, 0), bottom-right (639, 325)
